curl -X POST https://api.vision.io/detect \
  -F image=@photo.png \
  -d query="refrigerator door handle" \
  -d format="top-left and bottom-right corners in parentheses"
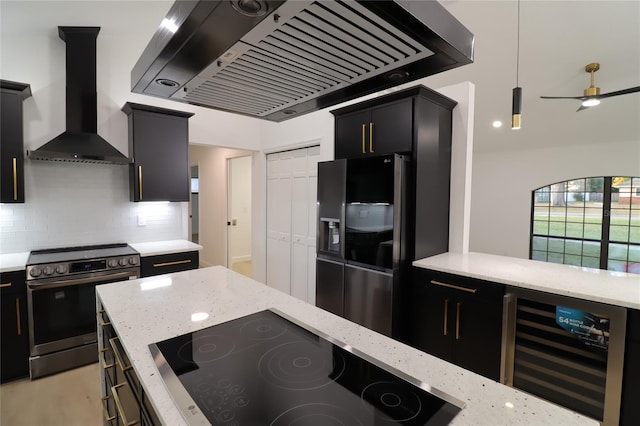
top-left (392, 154), bottom-right (406, 269)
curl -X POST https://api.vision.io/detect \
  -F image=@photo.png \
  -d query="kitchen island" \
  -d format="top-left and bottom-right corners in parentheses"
top-left (96, 266), bottom-right (596, 425)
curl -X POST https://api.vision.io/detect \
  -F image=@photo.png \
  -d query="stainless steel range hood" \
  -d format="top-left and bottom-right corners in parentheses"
top-left (131, 0), bottom-right (474, 122)
top-left (27, 27), bottom-right (132, 165)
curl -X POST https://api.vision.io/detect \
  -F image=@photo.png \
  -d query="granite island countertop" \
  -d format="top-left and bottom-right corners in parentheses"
top-left (414, 252), bottom-right (640, 310)
top-left (96, 266), bottom-right (597, 425)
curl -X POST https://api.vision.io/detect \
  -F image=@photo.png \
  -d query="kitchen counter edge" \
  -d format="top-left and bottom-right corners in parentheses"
top-left (413, 252), bottom-right (640, 310)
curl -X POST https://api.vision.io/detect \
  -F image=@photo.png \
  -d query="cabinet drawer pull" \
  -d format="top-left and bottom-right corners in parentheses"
top-left (456, 302), bottom-right (461, 340)
top-left (443, 299), bottom-right (449, 336)
top-left (430, 279), bottom-right (477, 294)
top-left (369, 122), bottom-right (374, 152)
top-left (12, 157), bottom-right (18, 200)
top-left (361, 124), bottom-right (366, 153)
top-left (16, 297), bottom-right (22, 335)
top-left (109, 337), bottom-right (132, 371)
top-left (153, 259), bottom-right (192, 268)
top-left (138, 165), bottom-right (143, 200)
top-left (99, 348), bottom-right (115, 369)
top-left (98, 310), bottom-right (112, 327)
top-left (111, 383), bottom-right (140, 425)
top-left (0, 282), bottom-right (12, 288)
top-left (101, 395), bottom-right (117, 422)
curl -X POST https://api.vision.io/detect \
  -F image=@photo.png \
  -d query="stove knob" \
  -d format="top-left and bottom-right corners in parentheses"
top-left (107, 259), bottom-right (118, 268)
top-left (56, 264), bottom-right (68, 274)
top-left (43, 265), bottom-right (55, 276)
top-left (128, 256), bottom-right (139, 265)
top-left (30, 267), bottom-right (42, 278)
top-left (118, 258), bottom-right (127, 267)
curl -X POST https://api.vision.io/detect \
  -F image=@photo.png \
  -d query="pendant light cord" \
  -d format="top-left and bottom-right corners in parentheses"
top-left (516, 0), bottom-right (520, 87)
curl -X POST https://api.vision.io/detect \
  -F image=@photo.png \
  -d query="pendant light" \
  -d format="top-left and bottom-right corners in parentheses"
top-left (512, 0), bottom-right (522, 129)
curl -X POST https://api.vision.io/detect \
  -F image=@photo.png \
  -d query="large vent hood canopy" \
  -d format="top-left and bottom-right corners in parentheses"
top-left (28, 27), bottom-right (131, 165)
top-left (131, 0), bottom-right (474, 122)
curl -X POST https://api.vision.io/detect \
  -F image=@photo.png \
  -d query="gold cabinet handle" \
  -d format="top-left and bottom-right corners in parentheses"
top-left (99, 348), bottom-right (115, 369)
top-left (109, 337), bottom-right (132, 371)
top-left (430, 279), bottom-right (477, 294)
top-left (111, 383), bottom-right (140, 425)
top-left (138, 165), bottom-right (143, 200)
top-left (361, 124), bottom-right (366, 153)
top-left (456, 302), bottom-right (462, 340)
top-left (0, 282), bottom-right (12, 288)
top-left (98, 312), bottom-right (112, 328)
top-left (101, 395), bottom-right (117, 422)
top-left (369, 122), bottom-right (374, 153)
top-left (153, 259), bottom-right (191, 268)
top-left (12, 157), bottom-right (18, 200)
top-left (443, 299), bottom-right (449, 336)
top-left (16, 297), bottom-right (21, 335)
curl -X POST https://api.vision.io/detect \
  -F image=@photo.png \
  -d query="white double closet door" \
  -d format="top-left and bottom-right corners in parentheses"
top-left (266, 146), bottom-right (320, 303)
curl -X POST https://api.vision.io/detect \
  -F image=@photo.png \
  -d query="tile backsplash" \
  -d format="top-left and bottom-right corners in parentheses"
top-left (0, 161), bottom-right (185, 253)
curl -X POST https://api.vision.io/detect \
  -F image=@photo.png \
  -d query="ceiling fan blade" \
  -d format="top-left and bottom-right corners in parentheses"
top-left (597, 86), bottom-right (640, 99)
top-left (540, 95), bottom-right (587, 100)
top-left (576, 104), bottom-right (591, 112)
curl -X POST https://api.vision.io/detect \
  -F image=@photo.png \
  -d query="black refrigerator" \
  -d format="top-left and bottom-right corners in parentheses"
top-left (316, 154), bottom-right (409, 337)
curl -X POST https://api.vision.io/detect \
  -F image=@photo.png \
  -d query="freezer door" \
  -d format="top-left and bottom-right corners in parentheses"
top-left (317, 159), bottom-right (346, 259)
top-left (344, 264), bottom-right (393, 337)
top-left (316, 258), bottom-right (344, 316)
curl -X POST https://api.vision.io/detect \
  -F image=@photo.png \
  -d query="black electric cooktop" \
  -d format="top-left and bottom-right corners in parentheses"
top-left (149, 310), bottom-right (464, 425)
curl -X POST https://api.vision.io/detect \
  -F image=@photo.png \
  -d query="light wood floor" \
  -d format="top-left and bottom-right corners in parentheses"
top-left (231, 260), bottom-right (252, 278)
top-left (0, 363), bottom-right (101, 426)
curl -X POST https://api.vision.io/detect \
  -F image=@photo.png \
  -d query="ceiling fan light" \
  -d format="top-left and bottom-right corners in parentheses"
top-left (582, 98), bottom-right (601, 107)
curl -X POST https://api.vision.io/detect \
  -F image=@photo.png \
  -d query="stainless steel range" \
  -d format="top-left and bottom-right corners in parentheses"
top-left (26, 243), bottom-right (140, 379)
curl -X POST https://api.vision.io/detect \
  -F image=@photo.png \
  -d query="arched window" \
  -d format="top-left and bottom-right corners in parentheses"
top-left (531, 176), bottom-right (640, 274)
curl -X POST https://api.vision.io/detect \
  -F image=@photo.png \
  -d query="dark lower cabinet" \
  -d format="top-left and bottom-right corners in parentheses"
top-left (620, 309), bottom-right (640, 425)
top-left (1, 80), bottom-right (31, 204)
top-left (140, 251), bottom-right (199, 278)
top-left (409, 267), bottom-right (505, 381)
top-left (0, 270), bottom-right (29, 383)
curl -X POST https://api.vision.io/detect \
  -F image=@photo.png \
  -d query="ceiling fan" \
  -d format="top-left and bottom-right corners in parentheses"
top-left (540, 62), bottom-right (640, 111)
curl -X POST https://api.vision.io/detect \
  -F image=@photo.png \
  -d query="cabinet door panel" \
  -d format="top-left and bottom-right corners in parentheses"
top-left (370, 98), bottom-right (413, 155)
top-left (335, 110), bottom-right (370, 159)
top-left (0, 90), bottom-right (25, 203)
top-left (133, 112), bottom-right (189, 201)
top-left (0, 271), bottom-right (29, 383)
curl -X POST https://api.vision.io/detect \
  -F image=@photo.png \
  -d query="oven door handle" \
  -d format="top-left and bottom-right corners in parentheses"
top-left (27, 271), bottom-right (138, 290)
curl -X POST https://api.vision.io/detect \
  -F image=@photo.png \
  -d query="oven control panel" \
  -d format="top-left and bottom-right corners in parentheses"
top-left (27, 255), bottom-right (140, 280)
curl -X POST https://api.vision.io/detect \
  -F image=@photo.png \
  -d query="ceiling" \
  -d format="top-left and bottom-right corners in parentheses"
top-left (2, 1), bottom-right (639, 155)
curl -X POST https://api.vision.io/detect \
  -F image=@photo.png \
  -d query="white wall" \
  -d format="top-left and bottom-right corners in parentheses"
top-left (0, 161), bottom-right (184, 253)
top-left (470, 139), bottom-right (640, 258)
top-left (189, 145), bottom-right (253, 267)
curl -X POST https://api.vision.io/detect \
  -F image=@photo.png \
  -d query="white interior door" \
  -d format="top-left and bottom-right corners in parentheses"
top-left (227, 156), bottom-right (252, 272)
top-left (266, 146), bottom-right (320, 302)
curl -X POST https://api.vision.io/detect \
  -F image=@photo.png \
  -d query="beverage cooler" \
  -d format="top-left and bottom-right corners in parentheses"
top-left (315, 154), bottom-right (409, 337)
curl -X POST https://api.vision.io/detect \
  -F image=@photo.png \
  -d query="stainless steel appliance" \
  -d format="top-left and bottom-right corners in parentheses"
top-left (131, 0), bottom-right (474, 122)
top-left (26, 243), bottom-right (140, 378)
top-left (150, 309), bottom-right (464, 425)
top-left (501, 289), bottom-right (627, 425)
top-left (316, 154), bottom-right (408, 337)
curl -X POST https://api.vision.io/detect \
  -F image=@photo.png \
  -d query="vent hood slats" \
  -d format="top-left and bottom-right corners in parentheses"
top-left (132, 0), bottom-right (474, 121)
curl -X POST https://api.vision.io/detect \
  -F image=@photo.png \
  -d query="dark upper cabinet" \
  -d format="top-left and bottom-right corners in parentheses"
top-left (1, 270), bottom-right (29, 383)
top-left (331, 86), bottom-right (456, 262)
top-left (334, 98), bottom-right (412, 159)
top-left (122, 102), bottom-right (194, 202)
top-left (409, 267), bottom-right (505, 381)
top-left (1, 80), bottom-right (31, 203)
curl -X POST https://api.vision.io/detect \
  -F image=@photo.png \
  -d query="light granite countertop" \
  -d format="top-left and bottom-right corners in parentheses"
top-left (129, 239), bottom-right (202, 257)
top-left (96, 266), bottom-right (597, 425)
top-left (0, 240), bottom-right (202, 273)
top-left (414, 252), bottom-right (640, 310)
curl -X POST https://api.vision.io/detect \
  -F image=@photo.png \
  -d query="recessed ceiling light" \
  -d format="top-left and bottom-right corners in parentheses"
top-left (492, 120), bottom-right (503, 128)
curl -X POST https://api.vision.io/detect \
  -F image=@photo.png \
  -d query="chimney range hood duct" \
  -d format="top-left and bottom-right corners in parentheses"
top-left (27, 27), bottom-right (131, 165)
top-left (131, 0), bottom-right (474, 122)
